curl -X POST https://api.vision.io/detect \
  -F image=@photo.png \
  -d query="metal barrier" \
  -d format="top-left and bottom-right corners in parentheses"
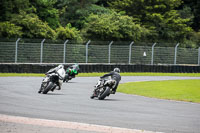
top-left (0, 63), bottom-right (200, 73)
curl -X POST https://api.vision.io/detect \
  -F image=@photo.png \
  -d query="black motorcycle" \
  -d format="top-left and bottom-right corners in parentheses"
top-left (90, 78), bottom-right (116, 100)
top-left (38, 69), bottom-right (65, 94)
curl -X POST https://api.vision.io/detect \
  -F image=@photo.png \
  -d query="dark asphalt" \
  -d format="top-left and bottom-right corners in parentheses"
top-left (0, 76), bottom-right (200, 133)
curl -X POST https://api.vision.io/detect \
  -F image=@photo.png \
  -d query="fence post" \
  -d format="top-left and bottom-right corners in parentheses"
top-left (63, 40), bottom-right (69, 63)
top-left (151, 42), bottom-right (157, 65)
top-left (129, 41), bottom-right (134, 64)
top-left (198, 47), bottom-right (200, 65)
top-left (15, 38), bottom-right (21, 63)
top-left (40, 39), bottom-right (45, 63)
top-left (174, 43), bottom-right (180, 65)
top-left (85, 40), bottom-right (91, 64)
top-left (108, 41), bottom-right (113, 64)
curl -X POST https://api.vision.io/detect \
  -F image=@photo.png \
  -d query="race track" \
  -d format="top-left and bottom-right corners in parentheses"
top-left (0, 76), bottom-right (200, 133)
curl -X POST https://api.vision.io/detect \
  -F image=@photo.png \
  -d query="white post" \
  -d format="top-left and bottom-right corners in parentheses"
top-left (174, 43), bottom-right (180, 65)
top-left (151, 43), bottom-right (157, 65)
top-left (85, 40), bottom-right (91, 64)
top-left (63, 40), bottom-right (69, 63)
top-left (40, 39), bottom-right (45, 63)
top-left (108, 41), bottom-right (113, 64)
top-left (129, 41), bottom-right (134, 64)
top-left (198, 47), bottom-right (200, 65)
top-left (15, 38), bottom-right (21, 63)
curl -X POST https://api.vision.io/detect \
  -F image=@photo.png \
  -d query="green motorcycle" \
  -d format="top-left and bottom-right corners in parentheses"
top-left (64, 64), bottom-right (79, 82)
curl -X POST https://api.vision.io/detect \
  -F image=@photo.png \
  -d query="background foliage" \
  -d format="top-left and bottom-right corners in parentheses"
top-left (0, 0), bottom-right (199, 47)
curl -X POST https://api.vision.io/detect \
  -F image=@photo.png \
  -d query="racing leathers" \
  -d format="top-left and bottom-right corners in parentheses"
top-left (45, 65), bottom-right (65, 90)
top-left (100, 71), bottom-right (121, 93)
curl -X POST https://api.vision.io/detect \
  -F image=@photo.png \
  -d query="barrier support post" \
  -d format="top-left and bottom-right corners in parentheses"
top-left (40, 39), bottom-right (45, 63)
top-left (151, 43), bottom-right (157, 65)
top-left (63, 40), bottom-right (69, 63)
top-left (108, 41), bottom-right (113, 64)
top-left (129, 41), bottom-right (134, 64)
top-left (86, 40), bottom-right (91, 64)
top-left (15, 38), bottom-right (21, 63)
top-left (174, 43), bottom-right (180, 65)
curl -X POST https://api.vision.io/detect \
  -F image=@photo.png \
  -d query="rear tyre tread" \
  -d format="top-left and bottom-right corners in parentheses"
top-left (98, 87), bottom-right (110, 100)
top-left (43, 82), bottom-right (54, 94)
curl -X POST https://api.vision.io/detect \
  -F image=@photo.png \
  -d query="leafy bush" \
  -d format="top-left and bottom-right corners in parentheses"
top-left (0, 21), bottom-right (23, 38)
top-left (11, 12), bottom-right (56, 39)
top-left (56, 23), bottom-right (82, 41)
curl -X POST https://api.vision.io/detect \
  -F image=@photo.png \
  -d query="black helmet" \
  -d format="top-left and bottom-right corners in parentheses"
top-left (114, 68), bottom-right (120, 73)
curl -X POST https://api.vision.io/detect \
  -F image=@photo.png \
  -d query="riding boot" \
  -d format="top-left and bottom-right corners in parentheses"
top-left (51, 84), bottom-right (57, 91)
top-left (57, 85), bottom-right (61, 90)
top-left (111, 88), bottom-right (117, 94)
top-left (90, 89), bottom-right (97, 99)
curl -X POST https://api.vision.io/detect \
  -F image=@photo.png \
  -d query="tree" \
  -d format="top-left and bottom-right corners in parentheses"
top-left (11, 12), bottom-right (56, 39)
top-left (0, 0), bottom-right (33, 21)
top-left (96, 0), bottom-right (112, 7)
top-left (56, 0), bottom-right (109, 28)
top-left (180, 0), bottom-right (200, 31)
top-left (83, 12), bottom-right (149, 41)
top-left (30, 0), bottom-right (60, 29)
top-left (108, 0), bottom-right (193, 43)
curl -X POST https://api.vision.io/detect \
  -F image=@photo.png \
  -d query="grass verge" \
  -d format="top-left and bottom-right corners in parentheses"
top-left (118, 79), bottom-right (200, 103)
top-left (0, 73), bottom-right (45, 77)
top-left (0, 72), bottom-right (200, 77)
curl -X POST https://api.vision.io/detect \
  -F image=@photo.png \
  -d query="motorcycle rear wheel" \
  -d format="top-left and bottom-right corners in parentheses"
top-left (98, 87), bottom-right (110, 100)
top-left (43, 82), bottom-right (54, 94)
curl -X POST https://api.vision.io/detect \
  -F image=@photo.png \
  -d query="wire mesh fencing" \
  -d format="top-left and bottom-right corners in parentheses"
top-left (0, 39), bottom-right (199, 65)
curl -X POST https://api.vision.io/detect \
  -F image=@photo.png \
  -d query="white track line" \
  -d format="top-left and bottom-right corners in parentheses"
top-left (0, 114), bottom-right (163, 133)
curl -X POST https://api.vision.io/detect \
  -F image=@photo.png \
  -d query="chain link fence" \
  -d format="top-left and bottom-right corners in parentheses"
top-left (0, 38), bottom-right (199, 65)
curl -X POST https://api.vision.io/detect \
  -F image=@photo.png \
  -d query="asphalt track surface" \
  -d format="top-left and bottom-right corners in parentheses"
top-left (0, 76), bottom-right (200, 133)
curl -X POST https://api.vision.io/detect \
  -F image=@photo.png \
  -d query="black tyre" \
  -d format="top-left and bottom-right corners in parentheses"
top-left (64, 74), bottom-right (69, 82)
top-left (43, 82), bottom-right (54, 94)
top-left (98, 87), bottom-right (110, 100)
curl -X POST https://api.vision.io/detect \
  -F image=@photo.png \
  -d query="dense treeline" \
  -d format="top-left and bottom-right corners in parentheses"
top-left (0, 0), bottom-right (200, 47)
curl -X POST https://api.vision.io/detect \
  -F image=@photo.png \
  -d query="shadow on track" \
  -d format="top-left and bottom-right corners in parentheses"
top-left (92, 98), bottom-right (122, 102)
top-left (65, 82), bottom-right (76, 83)
top-left (42, 93), bottom-right (65, 95)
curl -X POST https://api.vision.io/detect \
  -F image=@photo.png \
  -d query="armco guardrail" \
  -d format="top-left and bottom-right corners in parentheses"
top-left (0, 63), bottom-right (200, 73)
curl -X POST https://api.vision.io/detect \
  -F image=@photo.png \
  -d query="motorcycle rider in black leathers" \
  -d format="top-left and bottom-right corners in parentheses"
top-left (91, 68), bottom-right (121, 99)
top-left (100, 68), bottom-right (121, 94)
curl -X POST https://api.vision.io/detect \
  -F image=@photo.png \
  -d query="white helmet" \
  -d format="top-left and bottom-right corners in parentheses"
top-left (58, 64), bottom-right (64, 69)
top-left (114, 68), bottom-right (120, 73)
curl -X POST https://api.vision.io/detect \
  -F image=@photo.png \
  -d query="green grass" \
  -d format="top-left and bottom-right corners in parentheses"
top-left (0, 72), bottom-right (200, 77)
top-left (0, 73), bottom-right (45, 77)
top-left (120, 72), bottom-right (200, 77)
top-left (118, 79), bottom-right (200, 103)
